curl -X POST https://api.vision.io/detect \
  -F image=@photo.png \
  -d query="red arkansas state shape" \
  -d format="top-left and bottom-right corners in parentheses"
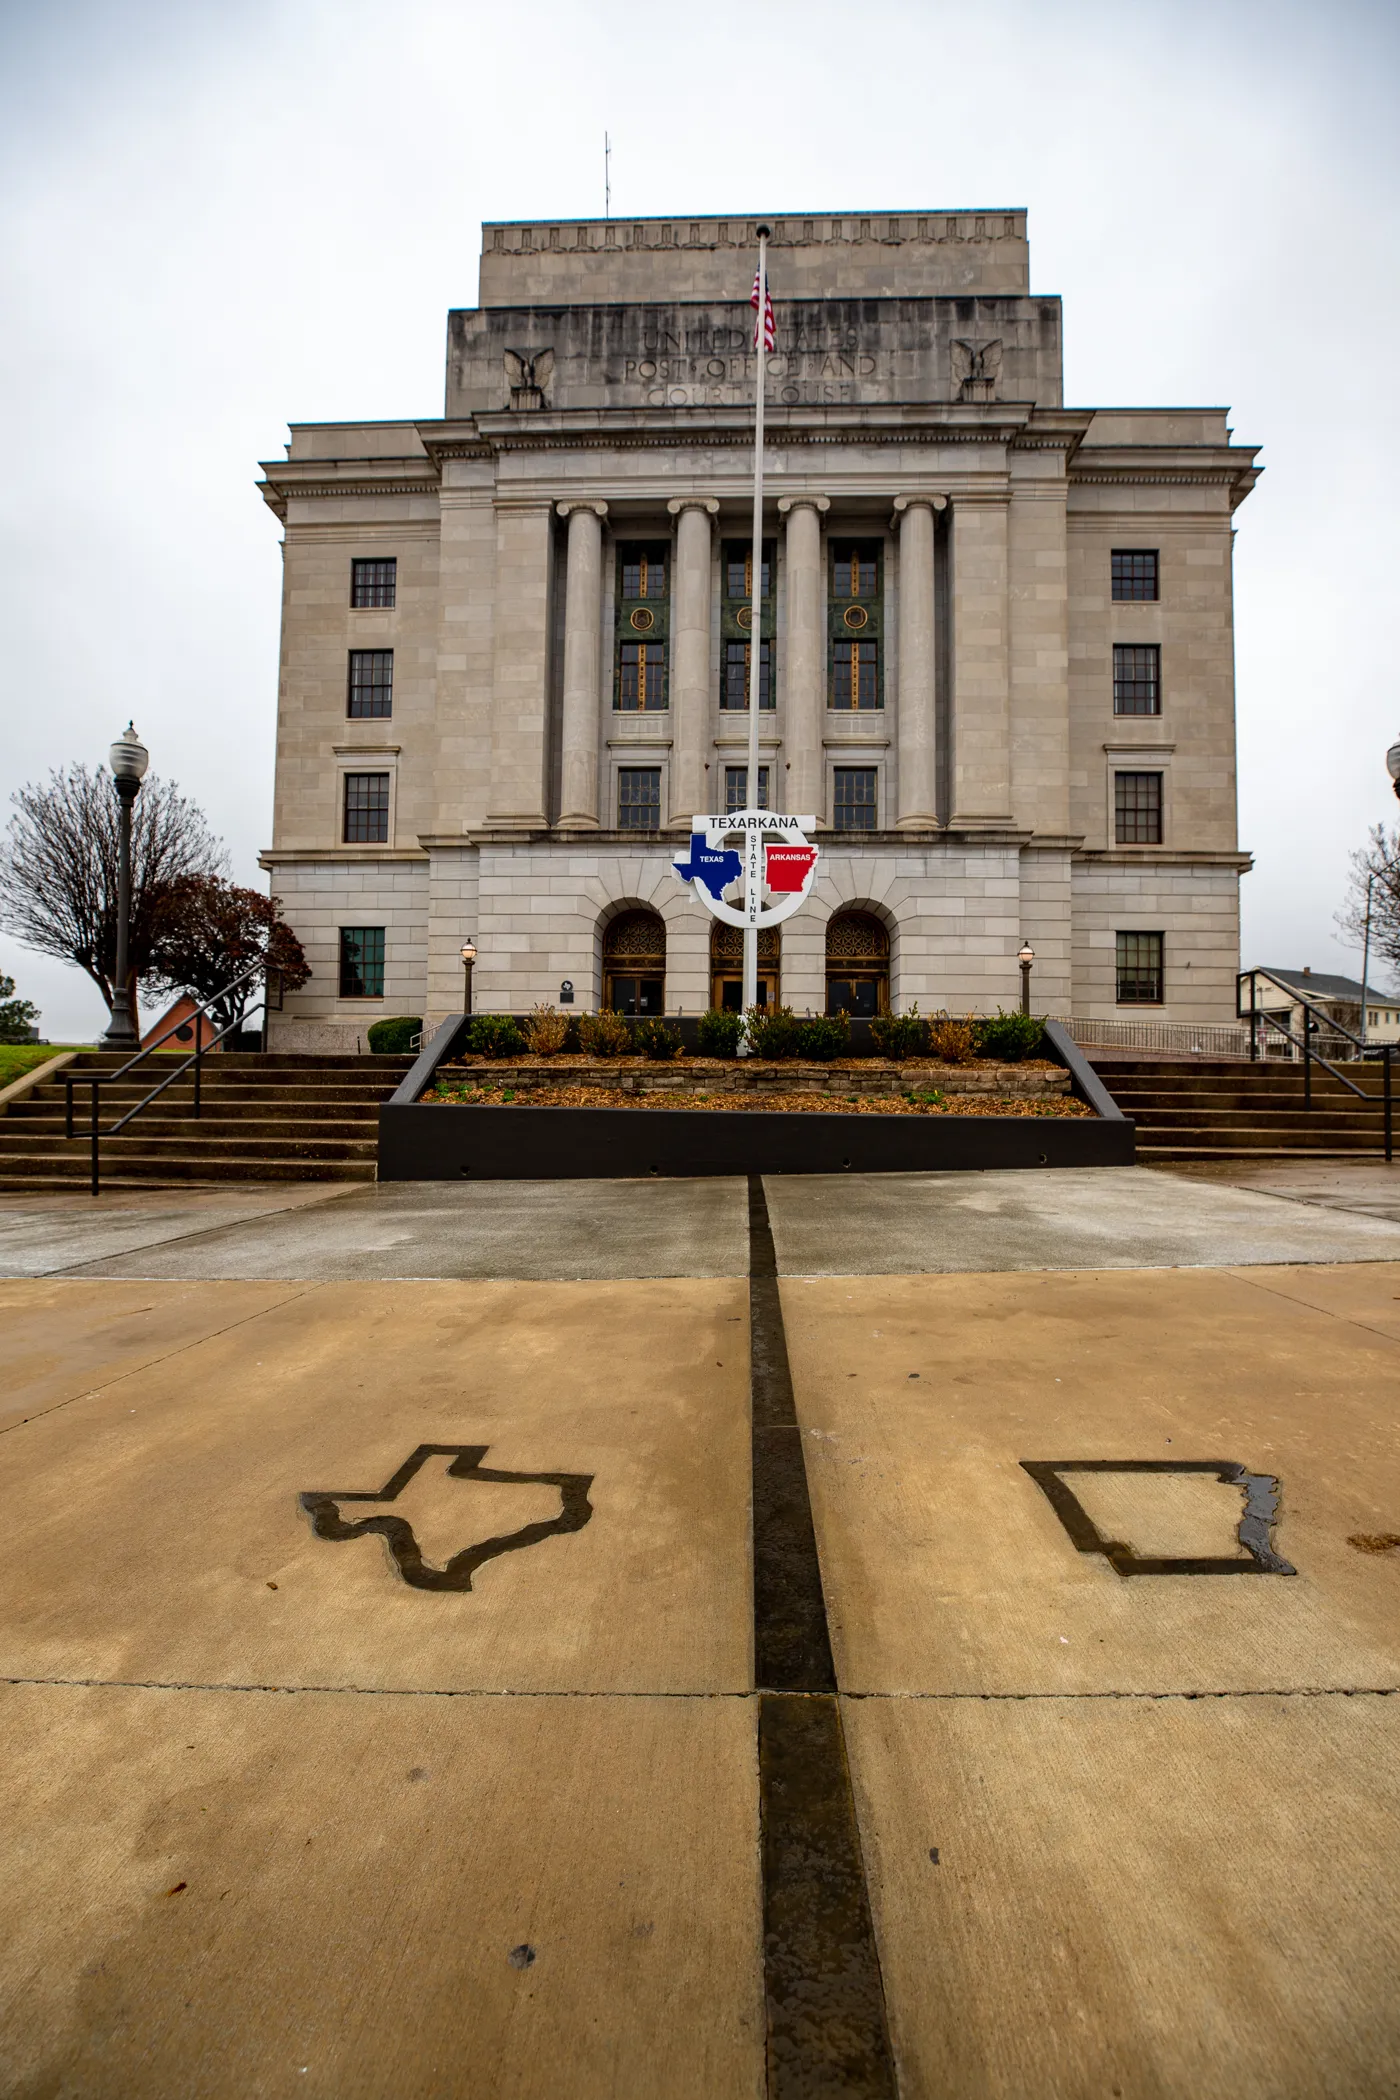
top-left (765, 843), bottom-right (818, 893)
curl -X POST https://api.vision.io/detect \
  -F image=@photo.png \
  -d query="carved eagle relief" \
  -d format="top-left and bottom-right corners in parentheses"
top-left (504, 347), bottom-right (555, 409)
top-left (950, 338), bottom-right (1003, 400)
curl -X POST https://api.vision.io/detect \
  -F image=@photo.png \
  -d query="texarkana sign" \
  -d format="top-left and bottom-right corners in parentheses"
top-left (672, 809), bottom-right (820, 930)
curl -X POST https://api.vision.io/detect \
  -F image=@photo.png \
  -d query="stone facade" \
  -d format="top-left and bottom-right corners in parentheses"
top-left (259, 209), bottom-right (1259, 1049)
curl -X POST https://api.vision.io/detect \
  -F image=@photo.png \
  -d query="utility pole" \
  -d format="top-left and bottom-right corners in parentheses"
top-left (604, 134), bottom-right (611, 220)
top-left (1361, 871), bottom-right (1374, 1048)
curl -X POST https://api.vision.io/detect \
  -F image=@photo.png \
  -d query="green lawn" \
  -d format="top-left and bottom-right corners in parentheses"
top-left (0, 1044), bottom-right (93, 1089)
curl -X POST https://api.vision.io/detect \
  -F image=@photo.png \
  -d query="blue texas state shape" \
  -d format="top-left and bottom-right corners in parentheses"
top-left (673, 832), bottom-right (743, 901)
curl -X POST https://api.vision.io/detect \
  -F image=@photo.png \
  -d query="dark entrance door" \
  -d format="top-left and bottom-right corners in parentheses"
top-left (710, 923), bottom-right (779, 1012)
top-left (825, 910), bottom-right (889, 1017)
top-left (603, 909), bottom-right (666, 1016)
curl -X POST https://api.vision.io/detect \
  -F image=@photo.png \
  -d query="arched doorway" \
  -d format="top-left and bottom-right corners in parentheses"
top-left (825, 910), bottom-right (889, 1017)
top-left (603, 909), bottom-right (666, 1016)
top-left (710, 923), bottom-right (780, 1012)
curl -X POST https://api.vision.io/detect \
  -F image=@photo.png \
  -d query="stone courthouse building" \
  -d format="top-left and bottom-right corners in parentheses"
top-left (258, 208), bottom-right (1260, 1046)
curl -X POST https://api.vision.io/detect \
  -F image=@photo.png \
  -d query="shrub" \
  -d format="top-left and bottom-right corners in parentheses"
top-left (633, 1017), bottom-right (684, 1061)
top-left (926, 1010), bottom-right (980, 1064)
top-left (869, 1006), bottom-right (928, 1061)
top-left (697, 1007), bottom-right (745, 1059)
top-left (367, 1016), bottom-right (422, 1054)
top-left (578, 1009), bottom-right (633, 1057)
top-left (797, 1011), bottom-right (849, 1062)
top-left (464, 1013), bottom-right (525, 1058)
top-left (745, 1003), bottom-right (805, 1059)
top-left (522, 1003), bottom-right (570, 1055)
top-left (976, 1008), bottom-right (1046, 1062)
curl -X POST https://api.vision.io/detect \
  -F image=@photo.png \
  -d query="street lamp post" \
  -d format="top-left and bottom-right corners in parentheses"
top-left (1017, 940), bottom-right (1035, 1017)
top-left (459, 939), bottom-right (477, 1017)
top-left (102, 724), bottom-right (149, 1049)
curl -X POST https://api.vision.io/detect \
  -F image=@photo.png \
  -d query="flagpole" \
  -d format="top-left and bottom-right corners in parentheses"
top-left (743, 225), bottom-right (770, 1021)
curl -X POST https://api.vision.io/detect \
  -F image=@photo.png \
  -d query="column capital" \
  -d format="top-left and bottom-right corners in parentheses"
top-left (777, 495), bottom-right (830, 516)
top-left (665, 496), bottom-right (720, 516)
top-left (556, 500), bottom-right (609, 519)
top-left (891, 493), bottom-right (948, 525)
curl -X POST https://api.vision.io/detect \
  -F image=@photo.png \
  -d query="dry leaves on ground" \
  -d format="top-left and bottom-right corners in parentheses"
top-left (424, 1083), bottom-right (1090, 1118)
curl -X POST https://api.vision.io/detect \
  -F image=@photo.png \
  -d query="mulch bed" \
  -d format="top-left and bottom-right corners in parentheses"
top-left (424, 1081), bottom-right (1090, 1118)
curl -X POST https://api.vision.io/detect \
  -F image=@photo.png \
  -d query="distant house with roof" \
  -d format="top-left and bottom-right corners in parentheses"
top-left (1239, 966), bottom-right (1400, 1049)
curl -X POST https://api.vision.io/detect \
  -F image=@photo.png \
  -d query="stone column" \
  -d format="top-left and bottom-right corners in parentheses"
top-left (556, 501), bottom-right (608, 827)
top-left (777, 495), bottom-right (829, 817)
top-left (486, 499), bottom-right (554, 831)
top-left (666, 496), bottom-right (719, 826)
top-left (948, 492), bottom-right (1013, 826)
top-left (892, 494), bottom-right (945, 828)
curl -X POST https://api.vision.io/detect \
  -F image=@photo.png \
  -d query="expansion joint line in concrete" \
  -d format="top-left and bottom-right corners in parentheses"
top-left (3, 1677), bottom-right (1396, 1704)
top-left (747, 1174), bottom-right (897, 2099)
top-left (0, 1287), bottom-right (316, 1438)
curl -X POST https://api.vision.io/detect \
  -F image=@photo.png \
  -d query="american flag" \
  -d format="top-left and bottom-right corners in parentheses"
top-left (751, 268), bottom-right (775, 353)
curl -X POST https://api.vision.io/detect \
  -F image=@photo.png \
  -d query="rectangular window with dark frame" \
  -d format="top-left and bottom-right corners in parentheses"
top-left (1113, 643), bottom-right (1160, 715)
top-left (725, 765), bottom-right (770, 812)
top-left (347, 649), bottom-right (394, 718)
top-left (832, 641), bottom-right (880, 711)
top-left (1115, 770), bottom-right (1163, 844)
top-left (832, 544), bottom-right (879, 599)
top-left (339, 926), bottom-right (385, 998)
top-left (722, 640), bottom-right (774, 709)
top-left (619, 546), bottom-right (667, 600)
top-left (617, 641), bottom-right (667, 712)
top-left (724, 542), bottom-right (773, 602)
top-left (350, 558), bottom-right (397, 608)
top-left (617, 767), bottom-right (661, 831)
top-left (1116, 930), bottom-right (1164, 1005)
top-left (830, 539), bottom-right (883, 709)
top-left (833, 767), bottom-right (878, 832)
top-left (1111, 550), bottom-right (1158, 601)
top-left (343, 771), bottom-right (390, 843)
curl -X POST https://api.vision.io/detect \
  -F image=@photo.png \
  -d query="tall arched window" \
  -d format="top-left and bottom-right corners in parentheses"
top-left (603, 909), bottom-right (666, 1015)
top-left (710, 923), bottom-right (780, 1012)
top-left (825, 911), bottom-right (889, 1017)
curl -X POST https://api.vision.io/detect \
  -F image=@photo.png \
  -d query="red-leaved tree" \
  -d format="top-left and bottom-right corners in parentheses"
top-left (146, 875), bottom-right (310, 1033)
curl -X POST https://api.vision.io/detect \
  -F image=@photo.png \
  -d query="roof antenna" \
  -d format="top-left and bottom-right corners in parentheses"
top-left (604, 132), bottom-right (611, 220)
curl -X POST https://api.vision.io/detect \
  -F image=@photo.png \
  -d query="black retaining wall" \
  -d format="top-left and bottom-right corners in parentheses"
top-left (374, 1014), bottom-right (1133, 1180)
top-left (378, 1101), bottom-right (1133, 1180)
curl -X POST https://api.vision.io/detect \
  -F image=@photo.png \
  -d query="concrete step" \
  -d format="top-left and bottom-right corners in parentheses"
top-left (1137, 1144), bottom-right (1391, 1162)
top-left (0, 1153), bottom-right (374, 1185)
top-left (1132, 1134), bottom-right (1388, 1150)
top-left (0, 1134), bottom-right (377, 1167)
top-left (1117, 1110), bottom-right (1389, 1125)
top-left (7, 1112), bottom-right (383, 1137)
top-left (41, 1079), bottom-right (403, 1101)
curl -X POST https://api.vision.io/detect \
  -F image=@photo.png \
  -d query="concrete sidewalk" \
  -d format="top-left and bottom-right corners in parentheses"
top-left (4, 1163), bottom-right (1400, 1281)
top-left (3, 1167), bottom-right (1399, 2095)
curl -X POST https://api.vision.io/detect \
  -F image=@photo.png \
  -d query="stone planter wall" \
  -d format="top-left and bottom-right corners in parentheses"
top-left (438, 1056), bottom-right (1069, 1101)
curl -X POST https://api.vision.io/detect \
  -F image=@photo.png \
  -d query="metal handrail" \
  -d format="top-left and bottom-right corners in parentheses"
top-left (1236, 968), bottom-right (1393, 1161)
top-left (64, 963), bottom-right (282, 1195)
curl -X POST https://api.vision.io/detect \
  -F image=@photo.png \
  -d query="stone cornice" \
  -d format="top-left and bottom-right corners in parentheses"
top-left (258, 463), bottom-right (442, 520)
top-left (258, 847), bottom-right (430, 867)
top-left (1074, 848), bottom-right (1253, 870)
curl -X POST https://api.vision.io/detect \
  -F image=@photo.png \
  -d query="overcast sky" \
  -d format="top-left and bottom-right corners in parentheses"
top-left (2, 0), bottom-right (1397, 1037)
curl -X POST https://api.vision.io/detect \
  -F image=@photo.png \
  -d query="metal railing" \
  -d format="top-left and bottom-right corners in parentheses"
top-left (1062, 1016), bottom-right (1255, 1058)
top-left (1237, 968), bottom-right (1393, 1162)
top-left (64, 966), bottom-right (283, 1195)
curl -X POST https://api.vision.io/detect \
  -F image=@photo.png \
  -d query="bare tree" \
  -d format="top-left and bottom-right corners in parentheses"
top-left (1337, 824), bottom-right (1400, 988)
top-left (0, 765), bottom-right (226, 1019)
